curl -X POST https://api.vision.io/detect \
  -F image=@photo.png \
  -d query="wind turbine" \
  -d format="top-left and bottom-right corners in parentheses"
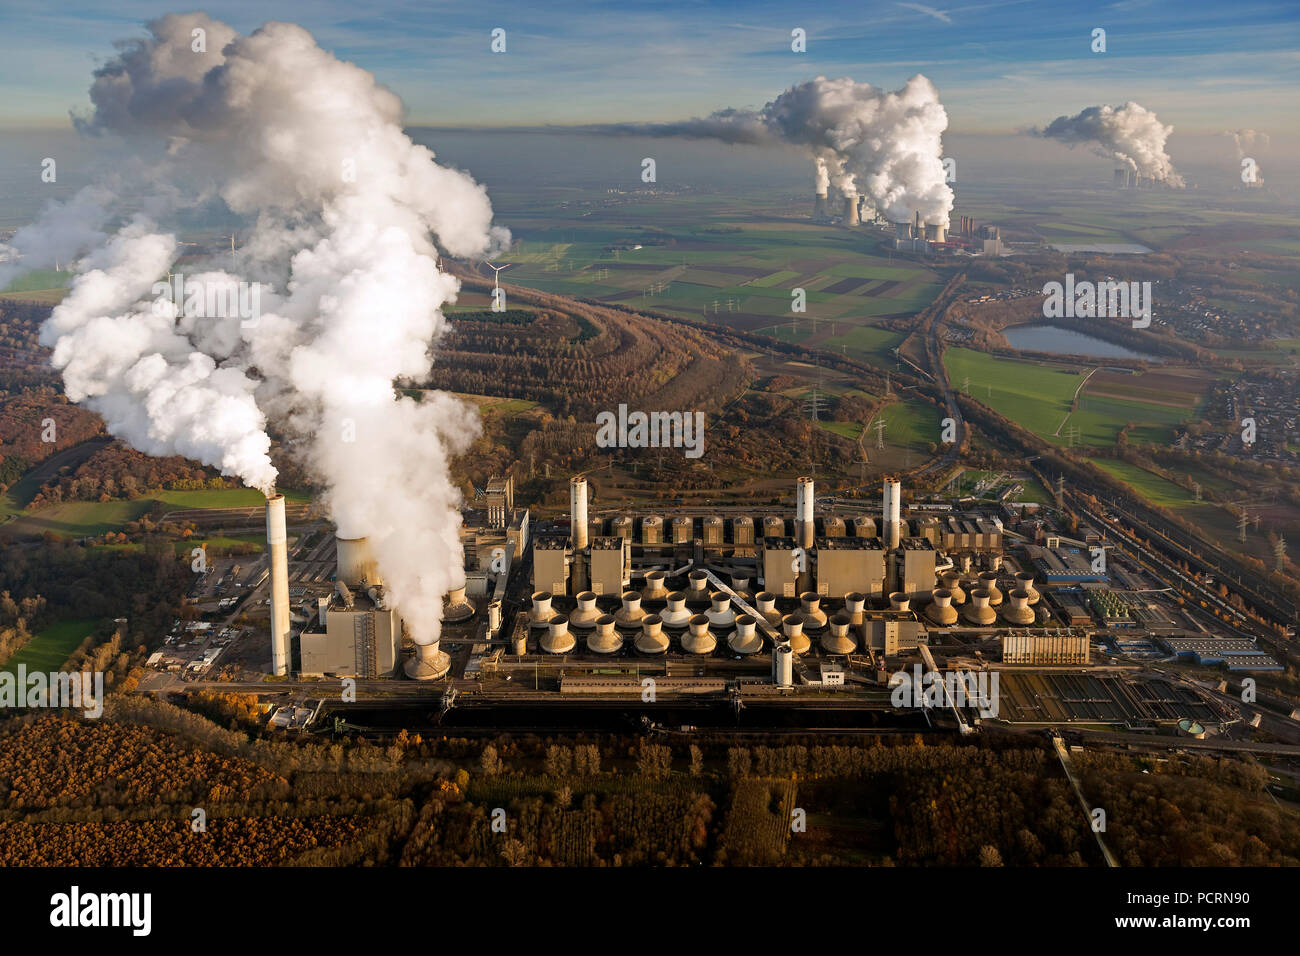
top-left (486, 261), bottom-right (512, 292)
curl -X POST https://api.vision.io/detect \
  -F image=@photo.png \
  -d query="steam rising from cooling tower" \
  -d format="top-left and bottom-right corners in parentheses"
top-left (2, 13), bottom-right (510, 649)
top-left (591, 75), bottom-right (954, 227)
top-left (1031, 102), bottom-right (1184, 187)
top-left (1224, 129), bottom-right (1268, 179)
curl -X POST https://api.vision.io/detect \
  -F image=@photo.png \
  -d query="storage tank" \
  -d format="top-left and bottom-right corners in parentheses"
top-left (774, 644), bottom-right (795, 686)
top-left (925, 588), bottom-right (958, 626)
top-left (541, 614), bottom-right (576, 654)
top-left (587, 615), bottom-right (623, 654)
top-left (635, 615), bottom-right (670, 655)
top-left (821, 612), bottom-right (856, 655)
top-left (614, 591), bottom-right (647, 627)
top-left (728, 614), bottom-right (764, 655)
top-left (682, 615), bottom-right (717, 655)
top-left (660, 592), bottom-right (691, 627)
top-left (569, 591), bottom-right (601, 629)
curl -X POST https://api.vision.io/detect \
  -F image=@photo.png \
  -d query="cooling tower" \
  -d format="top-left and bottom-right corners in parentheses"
top-left (405, 642), bottom-right (451, 680)
top-left (569, 476), bottom-right (589, 549)
top-left (728, 614), bottom-right (764, 655)
top-left (730, 575), bottom-right (752, 599)
top-left (683, 614), bottom-right (717, 655)
top-left (587, 615), bottom-right (622, 654)
top-left (821, 612), bottom-right (856, 655)
top-left (635, 615), bottom-right (670, 655)
top-left (940, 571), bottom-right (966, 604)
top-left (336, 535), bottom-right (381, 587)
top-left (687, 569), bottom-right (710, 601)
top-left (882, 476), bottom-right (902, 549)
top-left (266, 494), bottom-right (291, 677)
top-left (529, 591), bottom-right (554, 627)
top-left (925, 588), bottom-right (958, 626)
top-left (1002, 590), bottom-right (1035, 625)
top-left (799, 592), bottom-right (827, 629)
top-left (641, 570), bottom-right (668, 600)
top-left (844, 592), bottom-right (866, 625)
top-left (895, 221), bottom-right (913, 239)
top-left (614, 591), bottom-right (646, 627)
top-left (889, 591), bottom-right (911, 611)
top-left (781, 613), bottom-right (810, 655)
top-left (814, 190), bottom-right (829, 218)
top-left (754, 592), bottom-right (782, 626)
top-left (1114, 168), bottom-right (1128, 187)
top-left (706, 592), bottom-right (735, 628)
top-left (1015, 572), bottom-right (1040, 605)
top-left (541, 614), bottom-right (576, 654)
top-left (844, 197), bottom-right (860, 227)
top-left (660, 592), bottom-right (691, 627)
top-left (963, 588), bottom-right (997, 626)
top-left (796, 476), bottom-right (816, 549)
top-left (924, 223), bottom-right (946, 243)
top-left (569, 591), bottom-right (601, 629)
top-left (977, 571), bottom-right (1003, 606)
top-left (444, 585), bottom-right (474, 623)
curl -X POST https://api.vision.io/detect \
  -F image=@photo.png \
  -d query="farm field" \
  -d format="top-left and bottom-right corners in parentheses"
top-left (1, 619), bottom-right (98, 674)
top-left (1088, 458), bottom-right (1200, 509)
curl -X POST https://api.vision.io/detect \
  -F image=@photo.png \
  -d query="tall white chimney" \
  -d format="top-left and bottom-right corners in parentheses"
top-left (266, 493), bottom-right (291, 676)
top-left (570, 476), bottom-right (589, 550)
top-left (796, 476), bottom-right (815, 549)
top-left (883, 476), bottom-right (902, 549)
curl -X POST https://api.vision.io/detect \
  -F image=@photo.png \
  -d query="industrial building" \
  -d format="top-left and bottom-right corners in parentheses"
top-left (299, 536), bottom-right (404, 678)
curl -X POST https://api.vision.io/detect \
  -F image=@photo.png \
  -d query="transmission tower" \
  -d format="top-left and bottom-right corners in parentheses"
top-left (1276, 536), bottom-right (1287, 572)
top-left (875, 421), bottom-right (887, 450)
top-left (1238, 510), bottom-right (1249, 544)
top-left (1191, 479), bottom-right (1201, 501)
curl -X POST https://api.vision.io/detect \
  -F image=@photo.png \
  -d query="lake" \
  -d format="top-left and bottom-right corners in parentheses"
top-left (1004, 324), bottom-right (1160, 361)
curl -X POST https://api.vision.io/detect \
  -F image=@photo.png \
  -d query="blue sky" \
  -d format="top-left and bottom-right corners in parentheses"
top-left (0, 0), bottom-right (1296, 131)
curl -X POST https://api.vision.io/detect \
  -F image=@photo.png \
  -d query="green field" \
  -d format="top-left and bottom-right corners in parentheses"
top-left (2, 618), bottom-right (98, 674)
top-left (943, 348), bottom-right (1084, 439)
top-left (1089, 459), bottom-right (1199, 509)
top-left (874, 399), bottom-right (944, 452)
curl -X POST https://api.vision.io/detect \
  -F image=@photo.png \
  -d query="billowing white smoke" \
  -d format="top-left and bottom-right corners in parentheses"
top-left (5, 13), bottom-right (509, 647)
top-left (594, 75), bottom-right (954, 227)
top-left (813, 157), bottom-right (829, 195)
top-left (1033, 102), bottom-right (1184, 187)
top-left (1224, 129), bottom-right (1268, 178)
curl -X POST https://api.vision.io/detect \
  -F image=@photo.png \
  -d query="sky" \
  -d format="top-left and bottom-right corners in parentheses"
top-left (0, 0), bottom-right (1296, 134)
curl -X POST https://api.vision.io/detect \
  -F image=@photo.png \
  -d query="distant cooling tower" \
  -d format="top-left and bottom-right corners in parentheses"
top-left (1114, 168), bottom-right (1128, 187)
top-left (895, 221), bottom-right (913, 239)
top-left (843, 197), bottom-right (860, 227)
top-left (924, 223), bottom-right (946, 243)
top-left (266, 494), bottom-right (291, 676)
top-left (814, 190), bottom-right (829, 218)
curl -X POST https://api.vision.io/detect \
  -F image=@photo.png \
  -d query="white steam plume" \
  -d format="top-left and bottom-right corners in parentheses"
top-left (589, 75), bottom-right (954, 226)
top-left (14, 13), bottom-right (510, 647)
top-left (1032, 102), bottom-right (1184, 187)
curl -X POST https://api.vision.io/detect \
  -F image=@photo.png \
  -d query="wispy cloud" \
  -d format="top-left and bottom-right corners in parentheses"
top-left (896, 2), bottom-right (953, 23)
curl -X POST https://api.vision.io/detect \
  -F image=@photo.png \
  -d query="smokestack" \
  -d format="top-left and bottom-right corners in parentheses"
top-left (844, 197), bottom-right (860, 227)
top-left (796, 476), bottom-right (815, 549)
top-left (882, 476), bottom-right (902, 549)
top-left (570, 476), bottom-right (588, 550)
top-left (266, 494), bottom-right (291, 676)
